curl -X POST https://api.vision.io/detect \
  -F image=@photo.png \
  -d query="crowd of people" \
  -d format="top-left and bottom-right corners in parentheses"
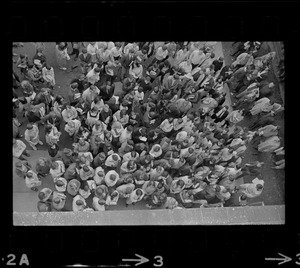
top-left (12, 41), bottom-right (284, 212)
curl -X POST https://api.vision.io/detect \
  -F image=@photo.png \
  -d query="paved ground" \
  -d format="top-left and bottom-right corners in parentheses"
top-left (13, 42), bottom-right (284, 212)
top-left (222, 42), bottom-right (285, 206)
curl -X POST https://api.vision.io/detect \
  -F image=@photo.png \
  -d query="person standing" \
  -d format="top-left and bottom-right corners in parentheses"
top-left (42, 65), bottom-right (56, 88)
top-left (24, 170), bottom-right (42, 191)
top-left (82, 85), bottom-right (100, 107)
top-left (24, 123), bottom-right (43, 150)
top-left (62, 105), bottom-right (78, 123)
top-left (86, 66), bottom-right (101, 85)
top-left (237, 178), bottom-right (264, 198)
top-left (55, 42), bottom-right (70, 71)
top-left (15, 160), bottom-right (32, 179)
top-left (79, 48), bottom-right (92, 74)
top-left (120, 48), bottom-right (136, 79)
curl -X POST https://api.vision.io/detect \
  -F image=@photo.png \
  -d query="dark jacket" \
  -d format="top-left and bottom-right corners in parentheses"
top-left (79, 53), bottom-right (92, 65)
top-left (120, 54), bottom-right (136, 68)
top-left (100, 84), bottom-right (115, 101)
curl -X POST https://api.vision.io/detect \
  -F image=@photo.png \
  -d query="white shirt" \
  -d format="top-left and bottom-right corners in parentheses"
top-left (105, 154), bottom-right (121, 167)
top-left (72, 195), bottom-right (87, 212)
top-left (86, 43), bottom-right (98, 55)
top-left (119, 128), bottom-right (132, 144)
top-left (79, 166), bottom-right (95, 181)
top-left (155, 47), bottom-right (168, 61)
top-left (179, 61), bottom-right (193, 74)
top-left (86, 68), bottom-right (100, 85)
top-left (93, 167), bottom-right (105, 185)
top-left (50, 161), bottom-right (65, 179)
top-left (110, 46), bottom-right (123, 58)
top-left (160, 119), bottom-right (173, 132)
top-left (13, 140), bottom-right (27, 158)
top-left (92, 196), bottom-right (105, 211)
top-left (189, 50), bottom-right (206, 65)
top-left (104, 170), bottom-right (120, 187)
top-left (122, 152), bottom-right (139, 162)
top-left (24, 124), bottom-right (40, 144)
top-left (62, 107), bottom-right (78, 123)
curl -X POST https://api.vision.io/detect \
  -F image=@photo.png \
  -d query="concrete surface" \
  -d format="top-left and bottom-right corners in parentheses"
top-left (13, 205), bottom-right (285, 225)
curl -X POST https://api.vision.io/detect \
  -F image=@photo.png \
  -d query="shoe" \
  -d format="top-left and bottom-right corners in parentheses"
top-left (19, 134), bottom-right (24, 138)
top-left (60, 67), bottom-right (67, 70)
top-left (38, 141), bottom-right (43, 145)
top-left (32, 146), bottom-right (37, 150)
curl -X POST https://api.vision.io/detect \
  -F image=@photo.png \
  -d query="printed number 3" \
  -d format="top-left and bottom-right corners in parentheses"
top-left (154, 256), bottom-right (163, 267)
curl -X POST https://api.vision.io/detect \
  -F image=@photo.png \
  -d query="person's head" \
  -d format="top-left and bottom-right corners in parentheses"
top-left (127, 160), bottom-right (135, 169)
top-left (240, 194), bottom-right (247, 201)
top-left (168, 117), bottom-right (174, 123)
top-left (38, 191), bottom-right (46, 201)
top-left (26, 123), bottom-right (33, 130)
top-left (70, 82), bottom-right (78, 90)
top-left (188, 147), bottom-right (194, 154)
top-left (95, 135), bottom-right (102, 143)
top-left (138, 86), bottom-right (143, 93)
top-left (76, 200), bottom-right (84, 206)
top-left (97, 170), bottom-right (104, 177)
top-left (120, 109), bottom-right (127, 116)
top-left (45, 64), bottom-right (52, 70)
top-left (131, 151), bottom-right (137, 157)
top-left (67, 120), bottom-right (75, 128)
top-left (173, 151), bottom-right (179, 158)
top-left (51, 162), bottom-right (58, 169)
top-left (53, 197), bottom-right (61, 204)
top-left (98, 199), bottom-right (106, 205)
top-left (129, 48), bottom-right (135, 55)
top-left (136, 189), bottom-right (143, 196)
top-left (214, 185), bottom-right (221, 192)
top-left (27, 62), bottom-right (34, 69)
top-left (156, 166), bottom-right (164, 173)
top-left (157, 182), bottom-right (163, 189)
top-left (164, 60), bottom-right (170, 68)
top-left (153, 145), bottom-right (161, 152)
top-left (102, 104), bottom-right (109, 112)
top-left (112, 154), bottom-right (119, 161)
top-left (82, 48), bottom-right (87, 54)
top-left (256, 184), bottom-right (264, 191)
top-left (94, 67), bottom-right (101, 73)
top-left (177, 179), bottom-right (185, 188)
top-left (229, 176), bottom-right (235, 182)
top-left (55, 179), bottom-right (65, 187)
top-left (79, 138), bottom-right (85, 146)
top-left (110, 174), bottom-right (117, 181)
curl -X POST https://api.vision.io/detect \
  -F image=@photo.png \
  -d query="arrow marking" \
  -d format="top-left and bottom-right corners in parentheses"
top-left (265, 253), bottom-right (292, 265)
top-left (122, 254), bottom-right (149, 266)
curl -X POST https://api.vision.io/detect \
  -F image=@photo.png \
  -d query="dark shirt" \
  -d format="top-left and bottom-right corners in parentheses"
top-left (48, 144), bottom-right (59, 157)
top-left (212, 60), bottom-right (224, 73)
